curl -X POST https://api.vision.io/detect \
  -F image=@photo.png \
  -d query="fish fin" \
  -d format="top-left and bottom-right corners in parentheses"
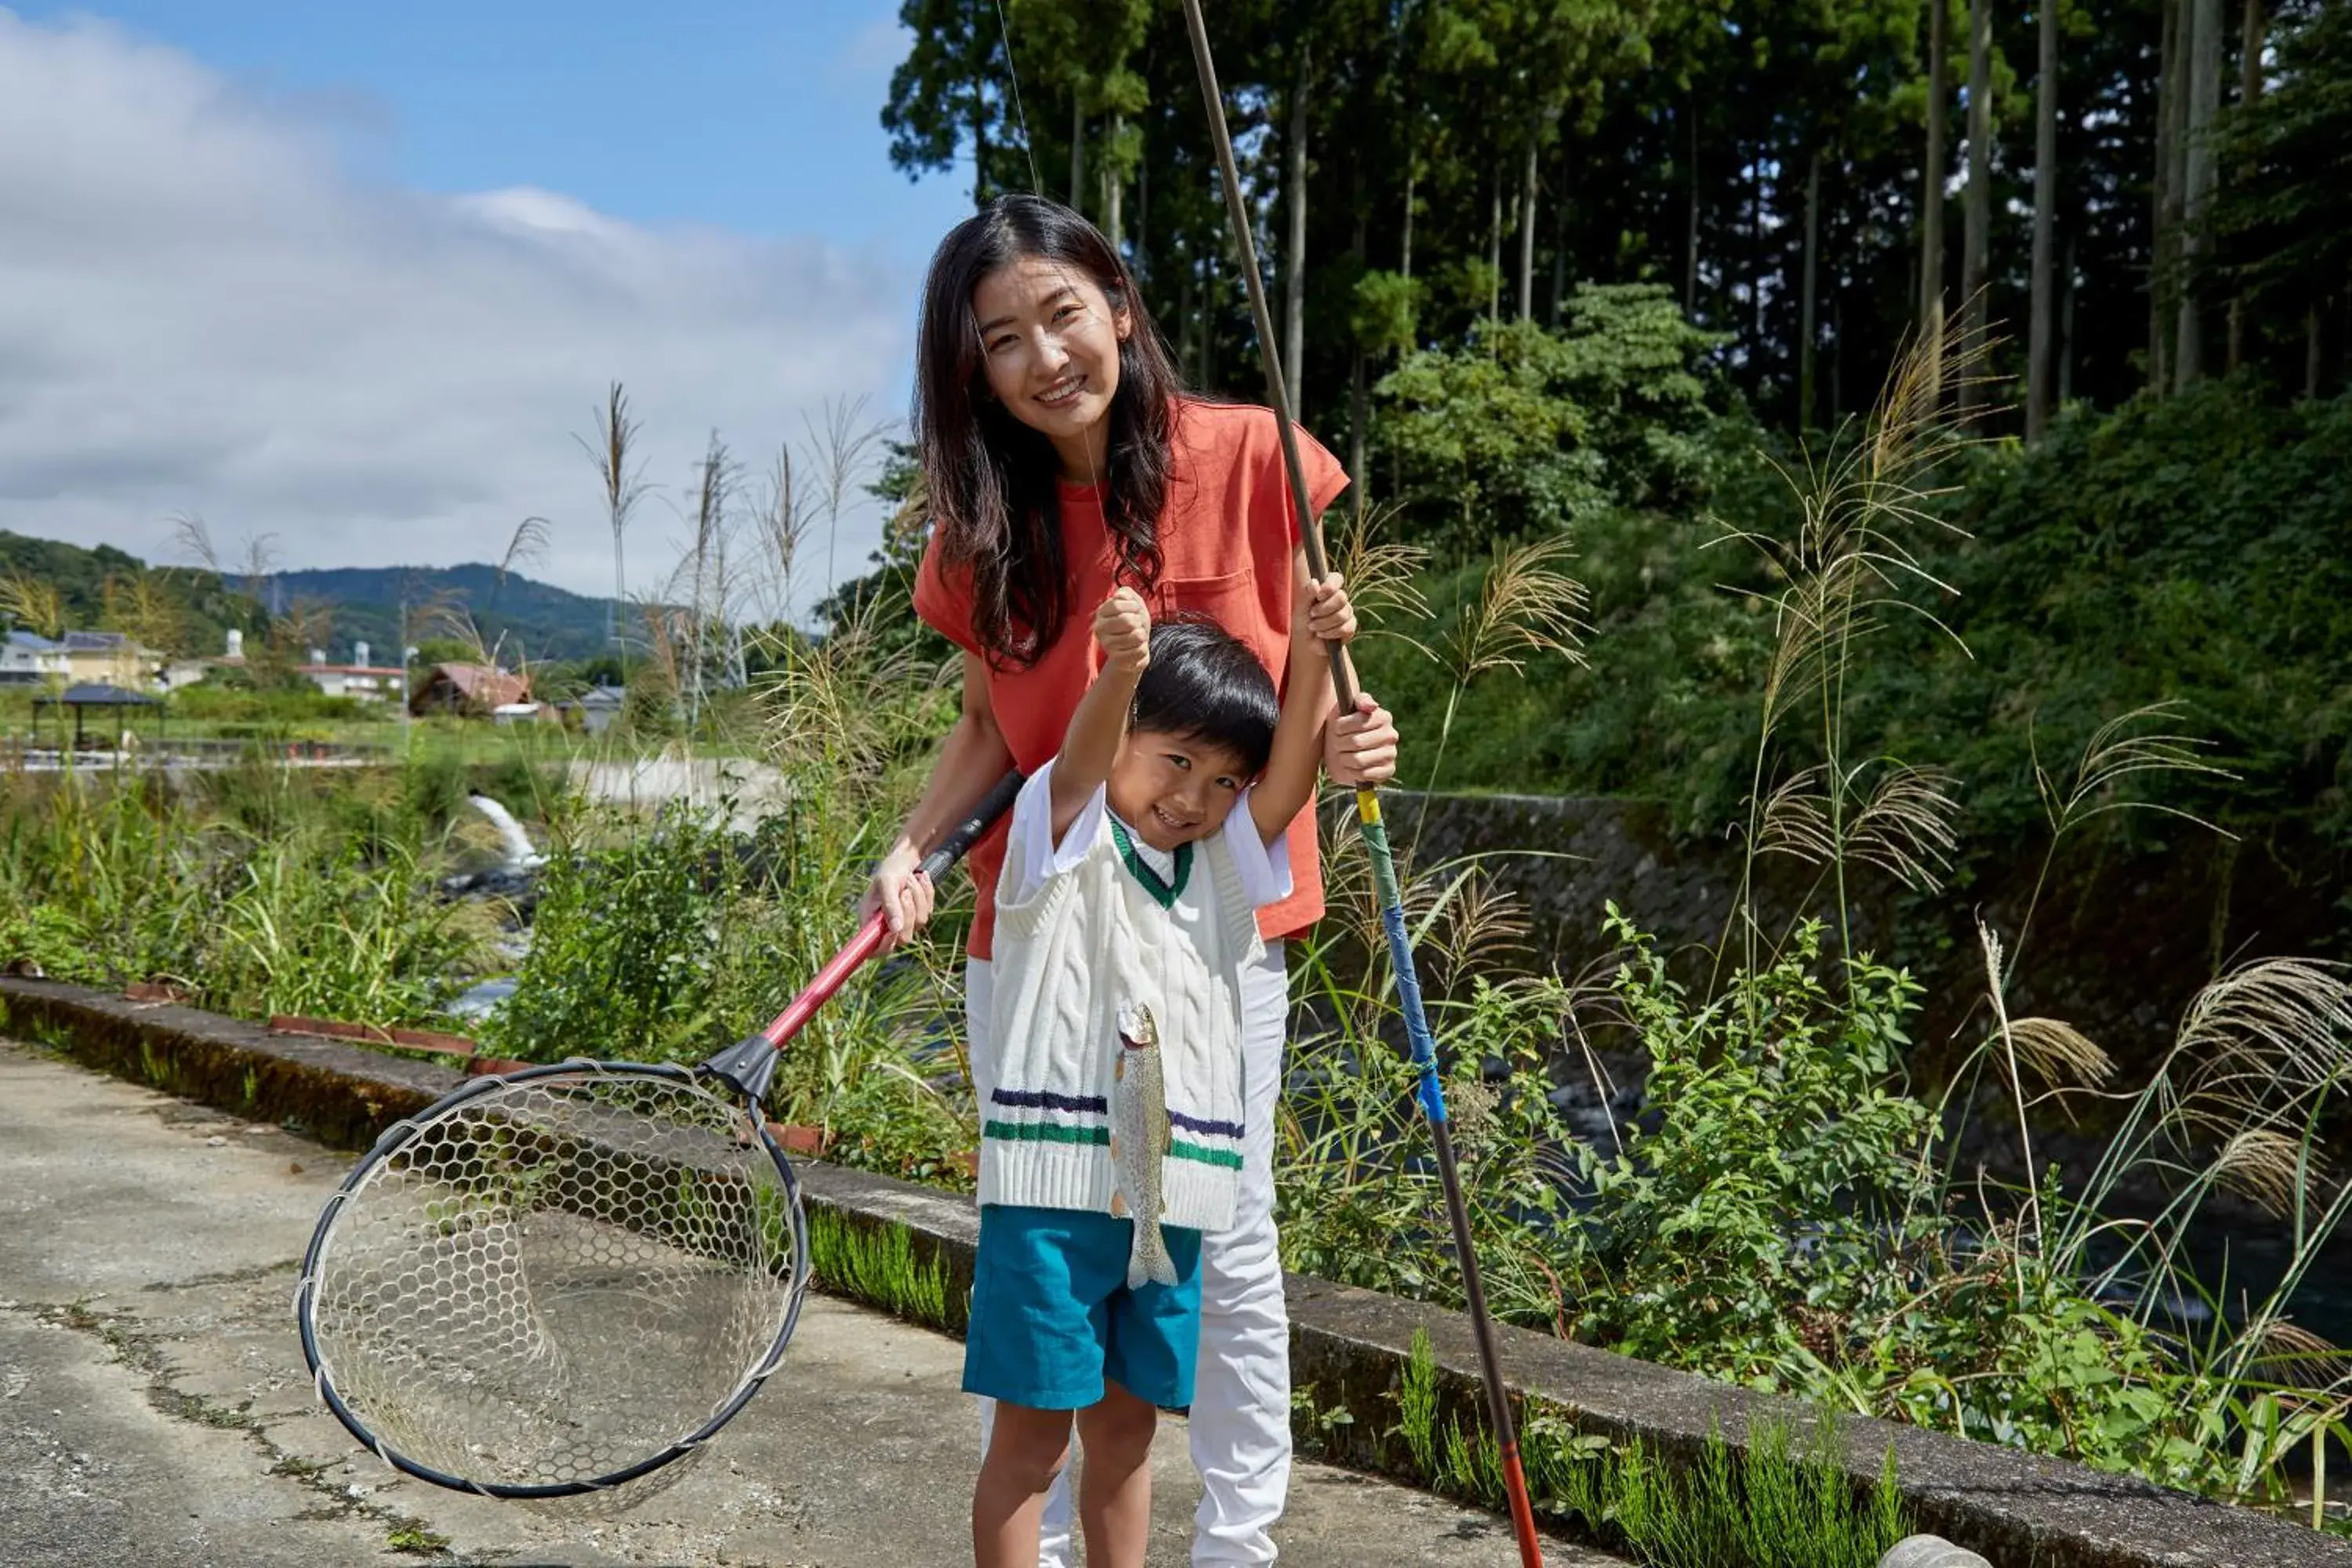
top-left (1109, 1189), bottom-right (1127, 1218)
top-left (1128, 1236), bottom-right (1178, 1290)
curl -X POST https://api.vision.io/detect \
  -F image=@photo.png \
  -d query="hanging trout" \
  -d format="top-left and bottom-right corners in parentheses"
top-left (1108, 1000), bottom-right (1177, 1289)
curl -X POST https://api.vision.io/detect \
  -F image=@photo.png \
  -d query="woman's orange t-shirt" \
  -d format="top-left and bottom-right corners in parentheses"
top-left (912, 397), bottom-right (1350, 961)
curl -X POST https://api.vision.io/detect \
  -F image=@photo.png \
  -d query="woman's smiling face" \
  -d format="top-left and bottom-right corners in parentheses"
top-left (971, 255), bottom-right (1128, 481)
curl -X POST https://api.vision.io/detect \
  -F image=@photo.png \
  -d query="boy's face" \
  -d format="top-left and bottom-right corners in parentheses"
top-left (1107, 728), bottom-right (1252, 853)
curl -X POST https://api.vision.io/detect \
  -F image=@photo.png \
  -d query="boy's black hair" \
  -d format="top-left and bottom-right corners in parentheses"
top-left (1129, 617), bottom-right (1280, 778)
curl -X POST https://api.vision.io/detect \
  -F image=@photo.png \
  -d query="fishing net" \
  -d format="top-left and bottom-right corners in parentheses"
top-left (297, 1062), bottom-right (807, 1508)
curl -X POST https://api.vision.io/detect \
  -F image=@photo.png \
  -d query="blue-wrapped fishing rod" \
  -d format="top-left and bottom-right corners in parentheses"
top-left (1176, 4), bottom-right (1546, 1560)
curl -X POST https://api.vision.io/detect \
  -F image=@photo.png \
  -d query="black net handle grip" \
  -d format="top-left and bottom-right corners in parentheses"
top-left (920, 768), bottom-right (1024, 880)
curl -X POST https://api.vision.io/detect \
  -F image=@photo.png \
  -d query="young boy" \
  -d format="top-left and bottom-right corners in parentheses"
top-left (966, 576), bottom-right (1382, 1568)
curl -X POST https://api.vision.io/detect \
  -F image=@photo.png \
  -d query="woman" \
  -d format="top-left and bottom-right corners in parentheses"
top-left (864, 195), bottom-right (1398, 1568)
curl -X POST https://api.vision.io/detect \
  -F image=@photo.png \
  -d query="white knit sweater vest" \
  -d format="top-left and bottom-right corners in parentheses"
top-left (978, 808), bottom-right (1264, 1234)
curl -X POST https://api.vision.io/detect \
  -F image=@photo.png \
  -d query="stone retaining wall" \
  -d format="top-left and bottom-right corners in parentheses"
top-left (1380, 790), bottom-right (1767, 970)
top-left (5, 974), bottom-right (2343, 1568)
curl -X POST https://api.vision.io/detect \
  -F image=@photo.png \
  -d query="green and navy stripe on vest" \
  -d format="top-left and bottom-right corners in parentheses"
top-left (985, 1088), bottom-right (1244, 1170)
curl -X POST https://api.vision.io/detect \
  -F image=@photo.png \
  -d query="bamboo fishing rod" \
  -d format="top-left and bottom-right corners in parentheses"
top-left (1175, 4), bottom-right (1546, 1561)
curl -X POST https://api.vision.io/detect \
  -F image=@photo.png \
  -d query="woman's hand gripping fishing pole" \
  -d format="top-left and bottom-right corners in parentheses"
top-left (1305, 568), bottom-right (1399, 788)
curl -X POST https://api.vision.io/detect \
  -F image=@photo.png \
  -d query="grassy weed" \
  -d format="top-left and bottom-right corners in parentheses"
top-left (806, 1208), bottom-right (959, 1334)
top-left (1376, 1340), bottom-right (1912, 1568)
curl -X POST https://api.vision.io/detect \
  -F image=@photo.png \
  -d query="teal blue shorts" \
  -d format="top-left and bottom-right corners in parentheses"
top-left (962, 1203), bottom-right (1203, 1411)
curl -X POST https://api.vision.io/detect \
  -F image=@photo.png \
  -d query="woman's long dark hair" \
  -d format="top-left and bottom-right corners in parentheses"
top-left (914, 195), bottom-right (1181, 668)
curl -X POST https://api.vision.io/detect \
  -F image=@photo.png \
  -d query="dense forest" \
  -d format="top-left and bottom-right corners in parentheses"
top-left (884, 0), bottom-right (2346, 456)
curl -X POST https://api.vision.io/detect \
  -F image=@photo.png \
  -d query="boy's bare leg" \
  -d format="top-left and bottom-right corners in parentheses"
top-left (1076, 1381), bottom-right (1158, 1568)
top-left (976, 1403), bottom-right (1076, 1568)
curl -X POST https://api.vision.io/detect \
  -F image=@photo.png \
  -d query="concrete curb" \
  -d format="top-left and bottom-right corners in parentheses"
top-left (5, 975), bottom-right (2345, 1568)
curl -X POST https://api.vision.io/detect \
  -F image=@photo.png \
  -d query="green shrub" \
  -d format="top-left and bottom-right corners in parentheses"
top-left (1559, 913), bottom-right (1938, 1374)
top-left (1376, 285), bottom-right (1739, 557)
top-left (479, 811), bottom-right (736, 1065)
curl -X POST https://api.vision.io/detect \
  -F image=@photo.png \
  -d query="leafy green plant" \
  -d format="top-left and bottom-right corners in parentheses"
top-left (1377, 285), bottom-right (1734, 557)
top-left (477, 808), bottom-right (735, 1065)
top-left (383, 1522), bottom-right (452, 1555)
top-left (1397, 1327), bottom-right (1440, 1476)
top-left (1560, 913), bottom-right (1939, 1375)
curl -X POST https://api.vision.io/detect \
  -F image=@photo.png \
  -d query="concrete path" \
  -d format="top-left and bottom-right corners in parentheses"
top-left (0, 1040), bottom-right (1623, 1567)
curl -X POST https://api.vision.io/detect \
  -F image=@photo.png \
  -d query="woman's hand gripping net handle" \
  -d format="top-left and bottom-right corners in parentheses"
top-left (702, 769), bottom-right (1025, 1104)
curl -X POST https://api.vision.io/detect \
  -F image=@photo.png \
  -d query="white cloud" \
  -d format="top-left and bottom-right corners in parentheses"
top-left (833, 16), bottom-right (913, 82)
top-left (0, 9), bottom-right (916, 612)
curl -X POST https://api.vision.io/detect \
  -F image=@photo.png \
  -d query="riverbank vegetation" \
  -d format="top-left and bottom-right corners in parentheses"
top-left (1282, 329), bottom-right (2352, 1519)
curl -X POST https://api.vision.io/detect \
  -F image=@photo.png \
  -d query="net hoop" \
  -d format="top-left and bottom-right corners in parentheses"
top-left (294, 1057), bottom-right (809, 1501)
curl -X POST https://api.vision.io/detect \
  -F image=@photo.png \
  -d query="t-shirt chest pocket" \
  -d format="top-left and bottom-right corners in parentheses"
top-left (1152, 567), bottom-right (1260, 637)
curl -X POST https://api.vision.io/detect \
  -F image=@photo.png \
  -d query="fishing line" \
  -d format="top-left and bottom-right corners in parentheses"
top-left (989, 0), bottom-right (1043, 201)
top-left (983, 0), bottom-right (1116, 591)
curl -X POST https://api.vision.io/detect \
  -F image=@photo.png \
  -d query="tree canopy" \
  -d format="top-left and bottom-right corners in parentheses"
top-left (885, 0), bottom-right (2344, 466)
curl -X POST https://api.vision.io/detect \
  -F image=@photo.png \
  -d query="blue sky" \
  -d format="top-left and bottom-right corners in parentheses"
top-left (14, 0), bottom-right (973, 256)
top-left (0, 3), bottom-right (978, 606)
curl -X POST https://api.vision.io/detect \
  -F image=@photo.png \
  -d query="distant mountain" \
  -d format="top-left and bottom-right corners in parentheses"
top-left (0, 529), bottom-right (258, 658)
top-left (0, 531), bottom-right (619, 666)
top-left (259, 564), bottom-right (619, 664)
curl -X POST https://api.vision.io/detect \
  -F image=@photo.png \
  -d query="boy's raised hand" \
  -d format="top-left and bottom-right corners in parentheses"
top-left (1094, 585), bottom-right (1152, 676)
top-left (1301, 571), bottom-right (1357, 644)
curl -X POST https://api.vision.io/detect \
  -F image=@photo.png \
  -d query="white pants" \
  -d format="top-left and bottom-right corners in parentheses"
top-left (967, 941), bottom-right (1292, 1567)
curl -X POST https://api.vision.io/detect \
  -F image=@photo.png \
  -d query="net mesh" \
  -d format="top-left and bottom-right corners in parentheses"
top-left (303, 1066), bottom-right (804, 1506)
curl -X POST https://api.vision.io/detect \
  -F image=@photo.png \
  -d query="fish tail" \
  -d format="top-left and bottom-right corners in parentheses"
top-left (1128, 1218), bottom-right (1178, 1290)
